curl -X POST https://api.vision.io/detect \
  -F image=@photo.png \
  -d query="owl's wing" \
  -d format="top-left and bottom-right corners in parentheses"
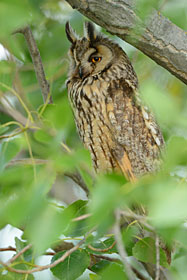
top-left (106, 78), bottom-right (164, 182)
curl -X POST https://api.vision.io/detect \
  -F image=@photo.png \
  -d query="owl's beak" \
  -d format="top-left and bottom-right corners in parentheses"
top-left (78, 66), bottom-right (83, 79)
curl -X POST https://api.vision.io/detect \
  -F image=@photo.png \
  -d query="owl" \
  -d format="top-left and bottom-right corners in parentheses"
top-left (65, 21), bottom-right (164, 182)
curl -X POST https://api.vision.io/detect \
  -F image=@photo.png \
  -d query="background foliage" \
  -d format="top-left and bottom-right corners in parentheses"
top-left (0, 0), bottom-right (187, 279)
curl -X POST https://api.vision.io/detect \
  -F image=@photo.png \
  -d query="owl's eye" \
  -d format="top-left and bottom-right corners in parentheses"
top-left (91, 57), bottom-right (102, 63)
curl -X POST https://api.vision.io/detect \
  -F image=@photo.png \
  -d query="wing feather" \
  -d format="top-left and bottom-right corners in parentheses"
top-left (106, 78), bottom-right (164, 179)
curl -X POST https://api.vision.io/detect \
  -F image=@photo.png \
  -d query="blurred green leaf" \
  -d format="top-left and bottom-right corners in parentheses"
top-left (52, 148), bottom-right (92, 173)
top-left (141, 80), bottom-right (180, 126)
top-left (0, 138), bottom-right (21, 172)
top-left (89, 174), bottom-right (125, 235)
top-left (164, 136), bottom-right (187, 170)
top-left (162, 0), bottom-right (187, 30)
top-left (63, 200), bottom-right (91, 237)
top-left (149, 180), bottom-right (187, 227)
top-left (173, 247), bottom-right (187, 261)
top-left (34, 128), bottom-right (54, 143)
top-left (51, 249), bottom-right (90, 280)
top-left (171, 254), bottom-right (187, 280)
top-left (91, 259), bottom-right (112, 275)
top-left (135, 0), bottom-right (162, 20)
top-left (98, 263), bottom-right (128, 280)
top-left (132, 237), bottom-right (168, 267)
top-left (0, 126), bottom-right (9, 135)
top-left (90, 274), bottom-right (99, 280)
top-left (15, 237), bottom-right (33, 262)
top-left (0, 272), bottom-right (34, 280)
top-left (0, 0), bottom-right (38, 36)
top-left (42, 97), bottom-right (74, 130)
top-left (122, 225), bottom-right (140, 256)
top-left (26, 203), bottom-right (67, 254)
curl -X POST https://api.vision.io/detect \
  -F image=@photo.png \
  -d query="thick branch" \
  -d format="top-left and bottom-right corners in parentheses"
top-left (65, 0), bottom-right (187, 84)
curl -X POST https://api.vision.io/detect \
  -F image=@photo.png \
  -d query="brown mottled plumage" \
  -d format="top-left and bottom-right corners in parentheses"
top-left (65, 22), bottom-right (164, 182)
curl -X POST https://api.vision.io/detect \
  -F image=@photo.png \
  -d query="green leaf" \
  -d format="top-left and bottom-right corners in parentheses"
top-left (171, 254), bottom-right (187, 279)
top-left (149, 180), bottom-right (187, 227)
top-left (26, 202), bottom-right (65, 255)
top-left (51, 249), bottom-right (90, 280)
top-left (15, 237), bottom-right (33, 262)
top-left (42, 99), bottom-right (74, 130)
top-left (78, 166), bottom-right (94, 192)
top-left (0, 126), bottom-right (9, 135)
top-left (173, 247), bottom-right (187, 261)
top-left (141, 80), bottom-right (180, 126)
top-left (91, 260), bottom-right (112, 274)
top-left (164, 136), bottom-right (187, 170)
top-left (53, 148), bottom-right (92, 173)
top-left (34, 128), bottom-right (54, 144)
top-left (135, 0), bottom-right (161, 20)
top-left (0, 272), bottom-right (34, 280)
top-left (99, 263), bottom-right (128, 280)
top-left (0, 139), bottom-right (21, 172)
top-left (89, 274), bottom-right (100, 280)
top-left (0, 0), bottom-right (32, 36)
top-left (89, 174), bottom-right (125, 235)
top-left (122, 225), bottom-right (139, 256)
top-left (132, 237), bottom-right (168, 267)
top-left (63, 200), bottom-right (90, 237)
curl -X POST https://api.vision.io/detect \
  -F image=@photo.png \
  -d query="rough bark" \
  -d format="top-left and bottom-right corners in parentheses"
top-left (65, 0), bottom-right (187, 85)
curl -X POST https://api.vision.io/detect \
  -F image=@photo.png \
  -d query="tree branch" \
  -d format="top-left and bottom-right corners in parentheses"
top-left (6, 244), bottom-right (32, 265)
top-left (65, 0), bottom-right (187, 84)
top-left (0, 238), bottom-right (85, 274)
top-left (64, 171), bottom-right (90, 195)
top-left (113, 209), bottom-right (135, 280)
top-left (87, 241), bottom-right (116, 252)
top-left (13, 26), bottom-right (53, 103)
top-left (155, 234), bottom-right (160, 280)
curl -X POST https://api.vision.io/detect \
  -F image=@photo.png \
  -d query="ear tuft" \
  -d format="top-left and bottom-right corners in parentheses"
top-left (84, 21), bottom-right (97, 42)
top-left (65, 22), bottom-right (77, 44)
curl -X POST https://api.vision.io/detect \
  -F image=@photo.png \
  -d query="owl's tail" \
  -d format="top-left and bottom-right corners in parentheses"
top-left (117, 150), bottom-right (137, 182)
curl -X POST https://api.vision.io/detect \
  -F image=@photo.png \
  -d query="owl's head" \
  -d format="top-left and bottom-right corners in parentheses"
top-left (65, 21), bottom-right (126, 80)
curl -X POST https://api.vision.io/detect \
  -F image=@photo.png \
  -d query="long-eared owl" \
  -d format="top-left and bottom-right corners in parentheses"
top-left (65, 21), bottom-right (164, 182)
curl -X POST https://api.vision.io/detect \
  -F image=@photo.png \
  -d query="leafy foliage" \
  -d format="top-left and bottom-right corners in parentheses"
top-left (51, 249), bottom-right (90, 280)
top-left (0, 0), bottom-right (187, 279)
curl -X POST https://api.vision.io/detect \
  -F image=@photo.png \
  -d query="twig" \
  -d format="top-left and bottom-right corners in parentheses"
top-left (0, 246), bottom-right (16, 252)
top-left (6, 244), bottom-right (32, 265)
top-left (155, 234), bottom-right (160, 280)
top-left (13, 26), bottom-right (52, 104)
top-left (72, 213), bottom-right (92, 222)
top-left (113, 209), bottom-right (135, 280)
top-left (0, 103), bottom-right (29, 127)
top-left (88, 241), bottom-right (116, 253)
top-left (0, 238), bottom-right (85, 274)
top-left (7, 158), bottom-right (48, 167)
top-left (0, 246), bottom-right (56, 256)
top-left (120, 210), bottom-right (154, 231)
top-left (91, 254), bottom-right (119, 263)
top-left (52, 240), bottom-right (74, 253)
top-left (64, 171), bottom-right (90, 195)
